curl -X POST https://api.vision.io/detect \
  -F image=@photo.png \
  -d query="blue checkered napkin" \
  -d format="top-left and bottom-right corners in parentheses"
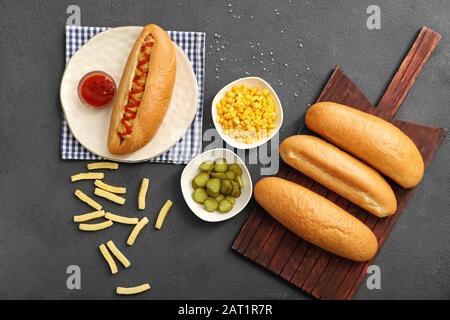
top-left (62, 25), bottom-right (205, 164)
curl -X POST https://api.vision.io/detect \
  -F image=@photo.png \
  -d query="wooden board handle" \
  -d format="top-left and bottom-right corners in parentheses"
top-left (376, 26), bottom-right (441, 120)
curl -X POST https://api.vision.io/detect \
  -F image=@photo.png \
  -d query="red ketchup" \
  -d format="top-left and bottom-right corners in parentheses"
top-left (78, 71), bottom-right (116, 109)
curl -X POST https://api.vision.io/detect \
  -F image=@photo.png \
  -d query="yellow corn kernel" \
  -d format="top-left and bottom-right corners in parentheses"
top-left (217, 86), bottom-right (277, 143)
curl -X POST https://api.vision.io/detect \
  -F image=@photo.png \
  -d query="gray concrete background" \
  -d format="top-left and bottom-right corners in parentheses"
top-left (0, 0), bottom-right (449, 300)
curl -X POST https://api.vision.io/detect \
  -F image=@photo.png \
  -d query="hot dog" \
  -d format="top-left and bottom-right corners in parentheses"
top-left (108, 24), bottom-right (176, 155)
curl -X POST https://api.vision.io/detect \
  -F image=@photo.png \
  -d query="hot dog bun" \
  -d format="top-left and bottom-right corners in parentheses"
top-left (280, 135), bottom-right (397, 217)
top-left (108, 24), bottom-right (176, 155)
top-left (254, 177), bottom-right (378, 262)
top-left (305, 102), bottom-right (424, 188)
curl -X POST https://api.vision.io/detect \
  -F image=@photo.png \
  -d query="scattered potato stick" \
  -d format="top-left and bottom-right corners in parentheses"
top-left (127, 217), bottom-right (149, 246)
top-left (106, 240), bottom-right (131, 268)
top-left (74, 189), bottom-right (102, 211)
top-left (73, 210), bottom-right (105, 223)
top-left (155, 200), bottom-right (174, 230)
top-left (79, 220), bottom-right (113, 231)
top-left (87, 162), bottom-right (119, 170)
top-left (99, 244), bottom-right (118, 274)
top-left (116, 283), bottom-right (150, 295)
top-left (138, 178), bottom-right (149, 210)
top-left (94, 180), bottom-right (126, 194)
top-left (71, 172), bottom-right (104, 182)
top-left (105, 212), bottom-right (139, 225)
top-left (94, 187), bottom-right (126, 205)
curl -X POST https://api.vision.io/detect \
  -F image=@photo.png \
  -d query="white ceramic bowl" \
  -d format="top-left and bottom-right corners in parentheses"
top-left (211, 77), bottom-right (283, 149)
top-left (180, 148), bottom-right (253, 222)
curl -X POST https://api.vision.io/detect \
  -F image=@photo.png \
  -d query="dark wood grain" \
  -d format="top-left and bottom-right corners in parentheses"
top-left (232, 27), bottom-right (446, 299)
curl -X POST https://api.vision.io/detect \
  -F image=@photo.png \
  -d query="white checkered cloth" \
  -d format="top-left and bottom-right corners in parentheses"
top-left (62, 25), bottom-right (205, 164)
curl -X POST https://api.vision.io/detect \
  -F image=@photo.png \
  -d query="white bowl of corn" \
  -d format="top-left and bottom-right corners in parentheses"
top-left (212, 77), bottom-right (283, 149)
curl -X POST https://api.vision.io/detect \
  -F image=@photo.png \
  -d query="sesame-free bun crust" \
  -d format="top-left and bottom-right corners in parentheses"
top-left (108, 24), bottom-right (176, 155)
top-left (305, 102), bottom-right (424, 188)
top-left (254, 177), bottom-right (378, 262)
top-left (280, 135), bottom-right (397, 217)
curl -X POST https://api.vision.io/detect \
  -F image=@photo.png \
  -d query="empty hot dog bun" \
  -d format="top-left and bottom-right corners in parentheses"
top-left (280, 135), bottom-right (397, 217)
top-left (108, 24), bottom-right (176, 155)
top-left (254, 177), bottom-right (378, 262)
top-left (305, 102), bottom-right (424, 188)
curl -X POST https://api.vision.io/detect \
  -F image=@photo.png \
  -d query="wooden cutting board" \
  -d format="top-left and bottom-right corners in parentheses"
top-left (232, 27), bottom-right (447, 300)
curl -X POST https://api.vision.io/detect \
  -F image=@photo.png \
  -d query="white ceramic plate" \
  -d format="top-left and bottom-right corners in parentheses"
top-left (211, 77), bottom-right (283, 149)
top-left (180, 148), bottom-right (253, 222)
top-left (60, 26), bottom-right (198, 162)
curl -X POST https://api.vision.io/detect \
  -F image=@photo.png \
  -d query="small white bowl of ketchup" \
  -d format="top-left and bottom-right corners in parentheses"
top-left (77, 71), bottom-right (116, 109)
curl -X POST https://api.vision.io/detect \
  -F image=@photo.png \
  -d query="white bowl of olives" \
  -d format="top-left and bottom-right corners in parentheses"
top-left (180, 148), bottom-right (253, 222)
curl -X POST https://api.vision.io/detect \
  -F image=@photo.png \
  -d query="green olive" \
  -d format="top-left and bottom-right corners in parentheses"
top-left (204, 198), bottom-right (219, 212)
top-left (218, 199), bottom-right (233, 213)
top-left (228, 163), bottom-right (242, 176)
top-left (193, 172), bottom-right (209, 188)
top-left (192, 188), bottom-right (208, 204)
top-left (225, 196), bottom-right (236, 205)
top-left (199, 160), bottom-right (214, 172)
top-left (213, 158), bottom-right (228, 173)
